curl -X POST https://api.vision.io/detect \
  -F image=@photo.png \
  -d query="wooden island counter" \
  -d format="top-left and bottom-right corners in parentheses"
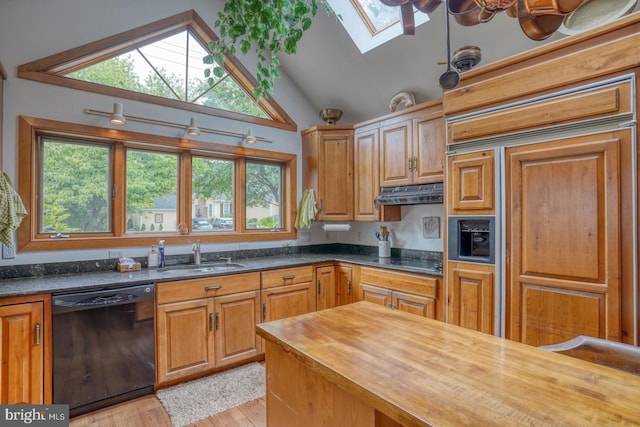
top-left (256, 301), bottom-right (640, 426)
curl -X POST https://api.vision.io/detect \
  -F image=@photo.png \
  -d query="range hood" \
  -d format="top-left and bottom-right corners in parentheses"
top-left (374, 182), bottom-right (444, 206)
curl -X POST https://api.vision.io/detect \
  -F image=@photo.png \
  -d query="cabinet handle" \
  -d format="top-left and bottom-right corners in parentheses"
top-left (408, 157), bottom-right (413, 172)
top-left (215, 312), bottom-right (220, 330)
top-left (35, 322), bottom-right (41, 345)
top-left (209, 312), bottom-right (213, 331)
top-left (347, 280), bottom-right (352, 295)
top-left (205, 285), bottom-right (222, 291)
top-left (282, 274), bottom-right (296, 281)
top-left (262, 302), bottom-right (267, 320)
top-left (317, 280), bottom-right (322, 294)
top-left (413, 157), bottom-right (417, 172)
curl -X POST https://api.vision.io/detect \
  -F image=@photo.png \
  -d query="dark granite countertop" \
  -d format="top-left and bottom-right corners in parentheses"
top-left (0, 253), bottom-right (443, 298)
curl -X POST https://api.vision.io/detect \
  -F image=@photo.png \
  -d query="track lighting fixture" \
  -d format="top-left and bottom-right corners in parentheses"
top-left (85, 104), bottom-right (271, 143)
top-left (186, 117), bottom-right (200, 136)
top-left (109, 102), bottom-right (126, 125)
top-left (242, 127), bottom-right (257, 145)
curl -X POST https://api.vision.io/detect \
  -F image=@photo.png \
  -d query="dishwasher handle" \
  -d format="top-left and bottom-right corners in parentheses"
top-left (52, 284), bottom-right (154, 314)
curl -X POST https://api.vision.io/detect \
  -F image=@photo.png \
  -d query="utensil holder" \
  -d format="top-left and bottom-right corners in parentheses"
top-left (378, 241), bottom-right (391, 258)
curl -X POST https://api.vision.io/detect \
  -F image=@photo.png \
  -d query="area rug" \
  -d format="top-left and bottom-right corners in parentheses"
top-left (156, 362), bottom-right (265, 427)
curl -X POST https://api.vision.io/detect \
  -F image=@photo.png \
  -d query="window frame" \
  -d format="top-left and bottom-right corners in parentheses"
top-left (17, 115), bottom-right (297, 252)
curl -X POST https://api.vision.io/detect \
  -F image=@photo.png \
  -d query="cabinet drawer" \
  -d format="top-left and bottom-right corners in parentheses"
top-left (157, 272), bottom-right (260, 304)
top-left (360, 267), bottom-right (437, 299)
top-left (261, 266), bottom-right (314, 289)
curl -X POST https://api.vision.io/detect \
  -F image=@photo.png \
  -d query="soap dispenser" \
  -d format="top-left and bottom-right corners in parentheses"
top-left (158, 240), bottom-right (165, 268)
top-left (148, 245), bottom-right (159, 269)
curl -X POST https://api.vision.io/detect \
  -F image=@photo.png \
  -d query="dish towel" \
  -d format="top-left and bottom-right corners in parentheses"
top-left (295, 189), bottom-right (318, 229)
top-left (0, 172), bottom-right (28, 247)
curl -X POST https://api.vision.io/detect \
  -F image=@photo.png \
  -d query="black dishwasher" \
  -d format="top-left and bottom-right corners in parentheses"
top-left (52, 284), bottom-right (155, 417)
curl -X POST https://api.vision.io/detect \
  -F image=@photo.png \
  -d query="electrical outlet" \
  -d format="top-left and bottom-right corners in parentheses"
top-left (2, 243), bottom-right (16, 259)
top-left (109, 249), bottom-right (124, 259)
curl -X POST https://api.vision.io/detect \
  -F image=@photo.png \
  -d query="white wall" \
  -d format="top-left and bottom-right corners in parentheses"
top-left (0, 0), bottom-right (441, 266)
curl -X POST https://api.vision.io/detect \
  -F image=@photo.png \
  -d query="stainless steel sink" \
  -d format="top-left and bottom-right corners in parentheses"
top-left (160, 262), bottom-right (246, 273)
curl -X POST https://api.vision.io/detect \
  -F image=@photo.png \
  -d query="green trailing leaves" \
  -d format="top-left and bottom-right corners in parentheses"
top-left (206, 0), bottom-right (336, 99)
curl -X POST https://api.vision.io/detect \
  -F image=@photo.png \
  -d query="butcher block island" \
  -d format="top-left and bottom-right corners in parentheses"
top-left (256, 302), bottom-right (640, 427)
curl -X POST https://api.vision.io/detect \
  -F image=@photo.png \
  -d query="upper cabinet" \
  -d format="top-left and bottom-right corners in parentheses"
top-left (447, 149), bottom-right (495, 216)
top-left (379, 101), bottom-right (444, 187)
top-left (353, 123), bottom-right (401, 222)
top-left (302, 126), bottom-right (354, 221)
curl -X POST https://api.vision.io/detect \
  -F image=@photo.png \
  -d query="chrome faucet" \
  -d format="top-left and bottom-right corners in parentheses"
top-left (219, 257), bottom-right (232, 264)
top-left (192, 240), bottom-right (201, 265)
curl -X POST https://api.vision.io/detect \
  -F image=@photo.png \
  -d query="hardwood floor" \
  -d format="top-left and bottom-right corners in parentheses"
top-left (70, 395), bottom-right (266, 427)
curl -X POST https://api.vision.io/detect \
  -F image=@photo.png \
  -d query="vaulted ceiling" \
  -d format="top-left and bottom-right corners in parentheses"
top-left (278, 3), bottom-right (639, 124)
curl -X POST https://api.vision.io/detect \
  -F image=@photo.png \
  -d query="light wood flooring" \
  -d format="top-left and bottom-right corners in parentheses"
top-left (70, 395), bottom-right (266, 427)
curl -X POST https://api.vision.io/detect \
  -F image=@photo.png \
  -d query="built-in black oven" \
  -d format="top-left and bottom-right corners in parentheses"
top-left (448, 216), bottom-right (495, 264)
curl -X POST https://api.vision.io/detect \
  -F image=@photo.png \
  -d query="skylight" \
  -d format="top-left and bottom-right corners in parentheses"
top-left (326, 0), bottom-right (431, 53)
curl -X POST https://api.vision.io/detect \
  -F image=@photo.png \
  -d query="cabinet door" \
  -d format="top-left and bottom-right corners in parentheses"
top-left (214, 291), bottom-right (261, 367)
top-left (316, 265), bottom-right (336, 311)
top-left (335, 265), bottom-right (353, 307)
top-left (506, 132), bottom-right (627, 346)
top-left (393, 291), bottom-right (436, 319)
top-left (319, 130), bottom-right (354, 221)
top-left (447, 262), bottom-right (495, 334)
top-left (0, 302), bottom-right (44, 404)
top-left (358, 283), bottom-right (392, 308)
top-left (261, 282), bottom-right (315, 322)
top-left (380, 119), bottom-right (412, 187)
top-left (156, 298), bottom-right (214, 384)
top-left (448, 149), bottom-right (494, 215)
top-left (413, 114), bottom-right (445, 184)
top-left (354, 127), bottom-right (380, 221)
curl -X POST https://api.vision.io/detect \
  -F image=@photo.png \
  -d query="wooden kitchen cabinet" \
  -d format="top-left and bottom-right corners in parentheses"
top-left (0, 294), bottom-right (51, 404)
top-left (302, 125), bottom-right (354, 221)
top-left (447, 149), bottom-right (494, 215)
top-left (447, 261), bottom-right (495, 334)
top-left (261, 265), bottom-right (315, 322)
top-left (315, 263), bottom-right (354, 310)
top-left (357, 267), bottom-right (439, 320)
top-left (315, 264), bottom-right (335, 311)
top-left (505, 130), bottom-right (632, 346)
top-left (155, 272), bottom-right (261, 385)
top-left (335, 264), bottom-right (354, 307)
top-left (379, 102), bottom-right (444, 187)
top-left (353, 124), bottom-right (400, 222)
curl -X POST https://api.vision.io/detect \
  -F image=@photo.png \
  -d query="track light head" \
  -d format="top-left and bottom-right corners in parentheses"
top-left (109, 102), bottom-right (126, 125)
top-left (186, 117), bottom-right (200, 136)
top-left (243, 127), bottom-right (257, 144)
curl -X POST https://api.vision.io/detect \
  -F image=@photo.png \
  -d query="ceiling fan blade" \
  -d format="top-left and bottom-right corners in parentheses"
top-left (400, 3), bottom-right (415, 35)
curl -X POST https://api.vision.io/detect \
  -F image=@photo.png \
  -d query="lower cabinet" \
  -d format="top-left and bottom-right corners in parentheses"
top-left (447, 261), bottom-right (495, 334)
top-left (156, 273), bottom-right (261, 385)
top-left (0, 294), bottom-right (50, 404)
top-left (315, 264), bottom-right (355, 311)
top-left (357, 267), bottom-right (439, 320)
top-left (261, 266), bottom-right (315, 322)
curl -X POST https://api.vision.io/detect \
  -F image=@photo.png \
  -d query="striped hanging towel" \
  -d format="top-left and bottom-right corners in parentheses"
top-left (295, 189), bottom-right (318, 229)
top-left (0, 172), bottom-right (28, 247)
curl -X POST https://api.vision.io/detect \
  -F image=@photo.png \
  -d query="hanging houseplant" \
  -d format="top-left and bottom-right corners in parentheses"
top-left (205, 0), bottom-right (336, 99)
